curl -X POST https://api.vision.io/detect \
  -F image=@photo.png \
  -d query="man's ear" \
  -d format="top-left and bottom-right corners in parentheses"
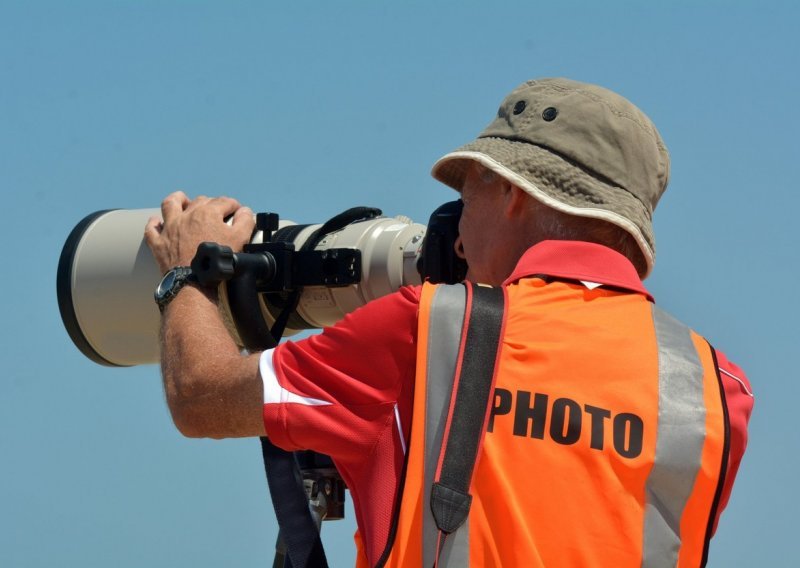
top-left (503, 185), bottom-right (528, 219)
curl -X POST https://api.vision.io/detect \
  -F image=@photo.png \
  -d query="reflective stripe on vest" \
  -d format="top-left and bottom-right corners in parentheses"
top-left (422, 284), bottom-right (469, 567)
top-left (379, 281), bottom-right (728, 568)
top-left (644, 305), bottom-right (713, 567)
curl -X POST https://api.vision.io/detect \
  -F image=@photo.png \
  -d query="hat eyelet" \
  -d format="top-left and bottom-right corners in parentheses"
top-left (542, 107), bottom-right (558, 121)
top-left (512, 100), bottom-right (527, 115)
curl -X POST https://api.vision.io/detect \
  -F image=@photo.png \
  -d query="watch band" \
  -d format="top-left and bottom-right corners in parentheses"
top-left (155, 266), bottom-right (197, 313)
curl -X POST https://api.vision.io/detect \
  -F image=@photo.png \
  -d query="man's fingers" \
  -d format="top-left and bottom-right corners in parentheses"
top-left (177, 195), bottom-right (241, 222)
top-left (184, 195), bottom-right (210, 212)
top-left (227, 205), bottom-right (256, 248)
top-left (231, 205), bottom-right (253, 223)
top-left (144, 216), bottom-right (163, 243)
top-left (160, 192), bottom-right (243, 221)
top-left (161, 191), bottom-right (190, 222)
top-left (205, 196), bottom-right (242, 218)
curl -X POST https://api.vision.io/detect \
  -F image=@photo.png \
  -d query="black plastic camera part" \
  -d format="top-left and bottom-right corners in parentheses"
top-left (195, 207), bottom-right (383, 568)
top-left (419, 200), bottom-right (468, 284)
top-left (191, 240), bottom-right (364, 349)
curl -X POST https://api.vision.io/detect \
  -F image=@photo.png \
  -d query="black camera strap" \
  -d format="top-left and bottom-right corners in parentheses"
top-left (262, 207), bottom-right (382, 568)
top-left (269, 207), bottom-right (382, 341)
top-left (430, 283), bottom-right (506, 563)
top-left (260, 439), bottom-right (328, 568)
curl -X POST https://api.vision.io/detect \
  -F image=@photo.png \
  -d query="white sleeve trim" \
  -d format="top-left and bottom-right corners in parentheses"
top-left (259, 348), bottom-right (333, 407)
top-left (719, 367), bottom-right (754, 398)
top-left (394, 403), bottom-right (407, 455)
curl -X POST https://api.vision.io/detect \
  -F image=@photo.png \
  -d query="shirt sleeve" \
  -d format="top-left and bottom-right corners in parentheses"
top-left (260, 285), bottom-right (421, 465)
top-left (711, 349), bottom-right (755, 534)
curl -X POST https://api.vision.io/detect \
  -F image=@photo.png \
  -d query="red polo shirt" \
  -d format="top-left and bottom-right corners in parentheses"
top-left (260, 241), bottom-right (753, 566)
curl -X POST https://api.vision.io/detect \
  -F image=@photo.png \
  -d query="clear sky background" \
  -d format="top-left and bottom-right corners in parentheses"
top-left (1, 1), bottom-right (796, 566)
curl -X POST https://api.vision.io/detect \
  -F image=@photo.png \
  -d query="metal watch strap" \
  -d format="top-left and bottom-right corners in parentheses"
top-left (156, 266), bottom-right (196, 313)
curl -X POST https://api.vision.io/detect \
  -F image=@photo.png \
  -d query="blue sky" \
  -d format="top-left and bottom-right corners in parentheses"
top-left (1, 2), bottom-right (796, 566)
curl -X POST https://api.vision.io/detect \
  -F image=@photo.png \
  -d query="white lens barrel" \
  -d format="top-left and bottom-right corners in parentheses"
top-left (58, 209), bottom-right (163, 366)
top-left (58, 210), bottom-right (426, 366)
top-left (288, 217), bottom-right (425, 329)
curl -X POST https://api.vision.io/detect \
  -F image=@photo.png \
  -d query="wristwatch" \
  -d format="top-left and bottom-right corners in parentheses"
top-left (154, 266), bottom-right (197, 313)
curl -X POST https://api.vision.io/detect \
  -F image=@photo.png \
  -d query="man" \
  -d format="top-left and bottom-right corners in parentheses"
top-left (145, 78), bottom-right (753, 567)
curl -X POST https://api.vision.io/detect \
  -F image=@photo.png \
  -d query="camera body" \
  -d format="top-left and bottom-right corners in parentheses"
top-left (58, 203), bottom-right (465, 367)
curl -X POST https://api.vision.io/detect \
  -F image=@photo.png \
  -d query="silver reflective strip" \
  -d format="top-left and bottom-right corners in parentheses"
top-left (642, 306), bottom-right (706, 568)
top-left (422, 285), bottom-right (469, 567)
top-left (437, 518), bottom-right (470, 566)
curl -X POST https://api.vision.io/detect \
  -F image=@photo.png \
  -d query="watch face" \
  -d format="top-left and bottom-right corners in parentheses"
top-left (157, 270), bottom-right (177, 298)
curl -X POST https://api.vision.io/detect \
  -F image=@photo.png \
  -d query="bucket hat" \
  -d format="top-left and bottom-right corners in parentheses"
top-left (431, 78), bottom-right (670, 277)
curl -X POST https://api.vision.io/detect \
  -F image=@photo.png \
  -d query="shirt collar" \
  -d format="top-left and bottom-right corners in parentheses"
top-left (502, 240), bottom-right (653, 301)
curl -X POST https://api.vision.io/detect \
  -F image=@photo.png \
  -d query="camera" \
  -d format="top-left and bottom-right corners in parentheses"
top-left (57, 202), bottom-right (466, 366)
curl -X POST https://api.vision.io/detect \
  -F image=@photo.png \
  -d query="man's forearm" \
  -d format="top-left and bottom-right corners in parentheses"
top-left (160, 284), bottom-right (265, 438)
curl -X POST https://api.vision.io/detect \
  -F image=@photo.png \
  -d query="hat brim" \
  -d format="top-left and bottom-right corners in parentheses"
top-left (431, 137), bottom-right (655, 277)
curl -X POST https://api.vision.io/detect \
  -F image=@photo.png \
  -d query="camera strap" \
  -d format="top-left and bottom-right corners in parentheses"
top-left (269, 206), bottom-right (382, 341)
top-left (429, 283), bottom-right (507, 565)
top-left (261, 439), bottom-right (329, 568)
top-left (262, 207), bottom-right (382, 568)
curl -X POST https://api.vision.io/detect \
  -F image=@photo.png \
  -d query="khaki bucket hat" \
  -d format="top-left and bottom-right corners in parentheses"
top-left (431, 78), bottom-right (670, 277)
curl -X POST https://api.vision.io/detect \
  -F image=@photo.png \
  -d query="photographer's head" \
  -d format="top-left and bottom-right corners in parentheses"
top-left (454, 162), bottom-right (648, 285)
top-left (433, 77), bottom-right (670, 280)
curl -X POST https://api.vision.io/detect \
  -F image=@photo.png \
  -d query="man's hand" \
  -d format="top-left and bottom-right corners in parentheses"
top-left (143, 191), bottom-right (265, 439)
top-left (144, 191), bottom-right (255, 274)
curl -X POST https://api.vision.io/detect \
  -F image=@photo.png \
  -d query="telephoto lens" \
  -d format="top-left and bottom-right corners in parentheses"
top-left (57, 208), bottom-right (427, 366)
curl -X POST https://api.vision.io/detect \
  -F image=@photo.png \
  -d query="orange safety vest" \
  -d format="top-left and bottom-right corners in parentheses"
top-left (372, 278), bottom-right (729, 568)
